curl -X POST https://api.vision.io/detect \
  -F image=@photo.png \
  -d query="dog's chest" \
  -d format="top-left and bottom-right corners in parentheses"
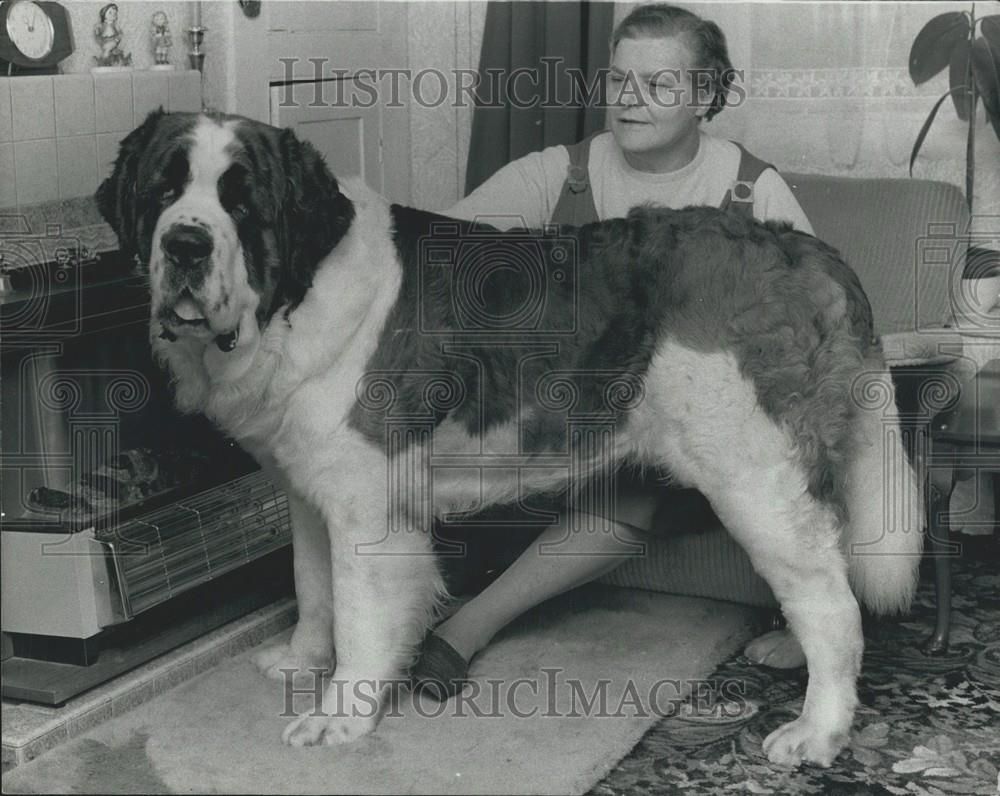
top-left (202, 332), bottom-right (367, 459)
top-left (213, 234), bottom-right (401, 469)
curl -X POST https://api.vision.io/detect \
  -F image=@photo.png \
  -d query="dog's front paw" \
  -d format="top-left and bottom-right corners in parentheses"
top-left (252, 642), bottom-right (334, 683)
top-left (763, 716), bottom-right (848, 768)
top-left (281, 714), bottom-right (377, 747)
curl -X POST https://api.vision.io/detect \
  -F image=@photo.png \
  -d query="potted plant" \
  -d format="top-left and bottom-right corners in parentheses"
top-left (908, 5), bottom-right (1000, 210)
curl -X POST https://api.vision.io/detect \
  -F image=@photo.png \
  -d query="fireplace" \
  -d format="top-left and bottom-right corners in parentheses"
top-left (0, 241), bottom-right (292, 704)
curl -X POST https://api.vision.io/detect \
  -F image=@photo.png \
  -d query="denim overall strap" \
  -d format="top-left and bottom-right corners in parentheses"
top-left (720, 142), bottom-right (776, 218)
top-left (553, 137), bottom-right (775, 225)
top-left (550, 133), bottom-right (602, 226)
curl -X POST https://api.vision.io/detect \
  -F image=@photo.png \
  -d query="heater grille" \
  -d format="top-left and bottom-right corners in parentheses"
top-left (96, 472), bottom-right (291, 617)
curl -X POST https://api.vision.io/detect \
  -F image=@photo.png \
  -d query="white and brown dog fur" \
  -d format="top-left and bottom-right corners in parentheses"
top-left (97, 111), bottom-right (924, 766)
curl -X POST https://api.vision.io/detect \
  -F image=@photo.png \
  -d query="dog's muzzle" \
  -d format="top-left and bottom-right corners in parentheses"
top-left (158, 290), bottom-right (241, 352)
top-left (161, 223), bottom-right (214, 272)
top-left (156, 225), bottom-right (240, 352)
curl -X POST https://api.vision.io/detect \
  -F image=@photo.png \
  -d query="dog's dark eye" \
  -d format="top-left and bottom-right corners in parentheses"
top-left (159, 151), bottom-right (189, 203)
top-left (219, 164), bottom-right (251, 221)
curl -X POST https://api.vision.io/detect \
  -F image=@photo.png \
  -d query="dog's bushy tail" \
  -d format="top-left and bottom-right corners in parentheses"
top-left (843, 360), bottom-right (924, 615)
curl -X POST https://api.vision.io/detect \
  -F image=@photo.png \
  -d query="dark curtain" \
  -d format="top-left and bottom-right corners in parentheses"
top-left (464, 1), bottom-right (615, 196)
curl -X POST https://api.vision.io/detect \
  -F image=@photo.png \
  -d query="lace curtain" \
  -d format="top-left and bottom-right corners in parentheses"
top-left (693, 1), bottom-right (999, 229)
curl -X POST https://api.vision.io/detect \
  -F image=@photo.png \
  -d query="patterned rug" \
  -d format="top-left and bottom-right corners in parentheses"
top-left (590, 534), bottom-right (1000, 796)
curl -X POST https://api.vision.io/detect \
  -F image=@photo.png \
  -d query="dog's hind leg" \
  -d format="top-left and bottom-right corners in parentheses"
top-left (706, 476), bottom-right (863, 768)
top-left (640, 344), bottom-right (862, 768)
top-left (252, 489), bottom-right (336, 681)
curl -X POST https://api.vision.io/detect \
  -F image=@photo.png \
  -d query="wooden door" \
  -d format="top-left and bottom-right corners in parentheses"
top-left (234, 1), bottom-right (411, 202)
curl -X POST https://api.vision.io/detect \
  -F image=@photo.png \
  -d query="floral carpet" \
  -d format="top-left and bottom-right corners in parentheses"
top-left (590, 535), bottom-right (1000, 796)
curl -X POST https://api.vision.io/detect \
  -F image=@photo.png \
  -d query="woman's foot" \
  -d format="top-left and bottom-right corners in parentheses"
top-left (412, 514), bottom-right (651, 700)
top-left (410, 606), bottom-right (495, 700)
top-left (410, 630), bottom-right (472, 700)
top-left (744, 628), bottom-right (806, 668)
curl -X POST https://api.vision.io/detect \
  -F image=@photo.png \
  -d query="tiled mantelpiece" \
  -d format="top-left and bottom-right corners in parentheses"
top-left (0, 70), bottom-right (202, 210)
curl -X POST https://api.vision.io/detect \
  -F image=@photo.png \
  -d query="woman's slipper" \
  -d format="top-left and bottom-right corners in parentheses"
top-left (410, 631), bottom-right (470, 701)
top-left (744, 628), bottom-right (806, 669)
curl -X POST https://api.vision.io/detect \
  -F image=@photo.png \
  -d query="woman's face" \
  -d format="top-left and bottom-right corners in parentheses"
top-left (607, 35), bottom-right (712, 169)
top-left (107, 6), bottom-right (117, 23)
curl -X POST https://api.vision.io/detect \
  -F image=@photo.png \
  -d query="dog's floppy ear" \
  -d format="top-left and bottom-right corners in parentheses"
top-left (96, 109), bottom-right (165, 263)
top-left (276, 128), bottom-right (355, 313)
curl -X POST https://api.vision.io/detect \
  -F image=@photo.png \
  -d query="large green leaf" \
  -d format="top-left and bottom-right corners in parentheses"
top-left (909, 12), bottom-right (971, 85)
top-left (910, 88), bottom-right (960, 176)
top-left (971, 35), bottom-right (1000, 140)
top-left (981, 15), bottom-right (1000, 48)
top-left (948, 40), bottom-right (974, 120)
top-left (980, 16), bottom-right (1000, 136)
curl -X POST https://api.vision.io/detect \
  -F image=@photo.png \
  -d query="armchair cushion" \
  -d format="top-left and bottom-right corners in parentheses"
top-left (784, 174), bottom-right (969, 344)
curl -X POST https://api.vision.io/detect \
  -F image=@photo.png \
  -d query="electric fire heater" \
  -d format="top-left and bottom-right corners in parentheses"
top-left (1, 233), bottom-right (293, 705)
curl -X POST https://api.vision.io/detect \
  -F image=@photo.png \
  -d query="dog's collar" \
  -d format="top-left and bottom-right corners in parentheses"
top-left (209, 309), bottom-right (257, 371)
top-left (157, 326), bottom-right (238, 351)
top-left (215, 329), bottom-right (239, 352)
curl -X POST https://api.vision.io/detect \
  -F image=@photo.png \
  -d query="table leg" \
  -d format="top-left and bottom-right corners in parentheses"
top-left (925, 457), bottom-right (958, 655)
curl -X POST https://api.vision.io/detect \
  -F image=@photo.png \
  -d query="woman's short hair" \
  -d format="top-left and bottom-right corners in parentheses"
top-left (611, 3), bottom-right (735, 121)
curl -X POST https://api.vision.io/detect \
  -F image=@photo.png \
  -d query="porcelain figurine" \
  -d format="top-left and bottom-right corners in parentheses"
top-left (93, 3), bottom-right (132, 69)
top-left (150, 11), bottom-right (174, 69)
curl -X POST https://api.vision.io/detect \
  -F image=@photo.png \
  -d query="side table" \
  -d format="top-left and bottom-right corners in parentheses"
top-left (925, 357), bottom-right (1000, 653)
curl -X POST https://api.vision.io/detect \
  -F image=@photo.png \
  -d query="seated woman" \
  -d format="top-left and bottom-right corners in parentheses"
top-left (413, 2), bottom-right (811, 696)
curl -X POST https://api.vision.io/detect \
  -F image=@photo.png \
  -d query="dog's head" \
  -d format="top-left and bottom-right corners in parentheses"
top-left (97, 110), bottom-right (354, 351)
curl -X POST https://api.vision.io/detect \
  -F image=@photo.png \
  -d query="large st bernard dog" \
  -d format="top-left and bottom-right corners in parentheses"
top-left (98, 111), bottom-right (923, 767)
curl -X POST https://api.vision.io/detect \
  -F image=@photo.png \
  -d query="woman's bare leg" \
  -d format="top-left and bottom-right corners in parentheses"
top-left (433, 513), bottom-right (649, 661)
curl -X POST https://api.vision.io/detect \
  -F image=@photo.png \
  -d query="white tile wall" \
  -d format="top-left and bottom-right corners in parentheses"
top-left (11, 77), bottom-right (55, 141)
top-left (96, 132), bottom-right (125, 185)
top-left (94, 73), bottom-right (135, 135)
top-left (14, 139), bottom-right (58, 205)
top-left (57, 136), bottom-right (99, 201)
top-left (168, 72), bottom-right (202, 119)
top-left (54, 75), bottom-right (96, 137)
top-left (132, 72), bottom-right (170, 126)
top-left (0, 143), bottom-right (14, 208)
top-left (0, 70), bottom-right (202, 210)
top-left (0, 79), bottom-right (12, 143)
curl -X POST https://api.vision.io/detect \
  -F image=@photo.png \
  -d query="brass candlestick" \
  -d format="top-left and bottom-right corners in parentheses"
top-left (187, 25), bottom-right (206, 73)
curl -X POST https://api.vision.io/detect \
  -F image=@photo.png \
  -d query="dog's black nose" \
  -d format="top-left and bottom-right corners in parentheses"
top-left (162, 224), bottom-right (213, 267)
